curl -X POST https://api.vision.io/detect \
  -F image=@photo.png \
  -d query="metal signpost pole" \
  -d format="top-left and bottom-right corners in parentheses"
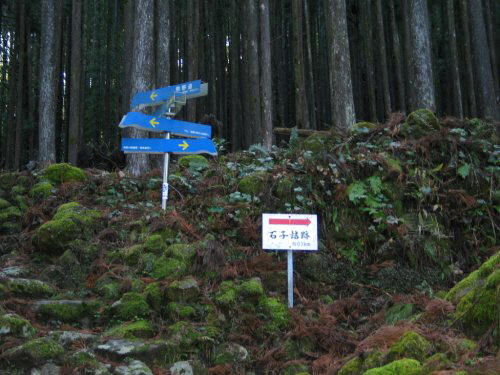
top-left (161, 131), bottom-right (170, 211)
top-left (287, 250), bottom-right (294, 308)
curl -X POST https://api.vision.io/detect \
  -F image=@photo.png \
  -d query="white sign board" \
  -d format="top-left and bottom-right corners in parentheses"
top-left (262, 213), bottom-right (318, 251)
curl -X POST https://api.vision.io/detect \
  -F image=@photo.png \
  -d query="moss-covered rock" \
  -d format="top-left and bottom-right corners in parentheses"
top-left (282, 364), bottom-right (310, 375)
top-left (258, 296), bottom-right (290, 334)
top-left (445, 252), bottom-right (499, 338)
top-left (112, 292), bottom-right (151, 321)
top-left (34, 300), bottom-right (99, 323)
top-left (213, 342), bottom-right (249, 366)
top-left (338, 351), bottom-right (384, 375)
top-left (151, 255), bottom-right (189, 279)
top-left (29, 181), bottom-right (54, 199)
top-left (121, 244), bottom-right (144, 266)
top-left (32, 202), bottom-right (102, 255)
top-left (400, 109), bottom-right (440, 138)
top-left (178, 155), bottom-right (209, 170)
top-left (274, 177), bottom-right (294, 200)
top-left (167, 243), bottom-right (197, 263)
top-left (303, 133), bottom-right (327, 153)
top-left (363, 358), bottom-right (422, 375)
top-left (165, 276), bottom-right (200, 302)
top-left (144, 282), bottom-right (164, 312)
top-left (10, 185), bottom-right (26, 195)
top-left (2, 337), bottom-right (65, 366)
top-left (238, 172), bottom-right (267, 195)
top-left (95, 279), bottom-right (121, 301)
top-left (239, 277), bottom-right (265, 298)
top-left (386, 331), bottom-right (432, 363)
top-left (144, 234), bottom-right (166, 254)
top-left (0, 206), bottom-right (21, 223)
top-left (105, 319), bottom-right (154, 339)
top-left (43, 163), bottom-right (86, 184)
top-left (0, 173), bottom-right (17, 190)
top-left (215, 280), bottom-right (238, 307)
top-left (166, 302), bottom-right (197, 319)
top-left (168, 320), bottom-right (220, 351)
top-left (0, 313), bottom-right (36, 338)
top-left (2, 278), bottom-right (55, 297)
top-left (349, 121), bottom-right (378, 135)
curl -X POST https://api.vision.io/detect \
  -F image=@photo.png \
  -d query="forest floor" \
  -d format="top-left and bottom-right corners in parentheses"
top-left (0, 110), bottom-right (498, 374)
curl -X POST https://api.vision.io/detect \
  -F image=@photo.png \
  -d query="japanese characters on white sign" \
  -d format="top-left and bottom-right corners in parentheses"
top-left (262, 213), bottom-right (318, 251)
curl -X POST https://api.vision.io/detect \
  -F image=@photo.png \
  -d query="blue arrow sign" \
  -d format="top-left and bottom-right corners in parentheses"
top-left (119, 112), bottom-right (211, 138)
top-left (130, 80), bottom-right (201, 110)
top-left (121, 138), bottom-right (217, 156)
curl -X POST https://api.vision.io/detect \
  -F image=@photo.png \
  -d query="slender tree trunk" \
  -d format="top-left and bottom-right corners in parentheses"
top-left (259, 0), bottom-right (273, 150)
top-left (6, 31), bottom-right (17, 170)
top-left (483, 0), bottom-right (498, 102)
top-left (292, 0), bottom-right (310, 129)
top-left (407, 0), bottom-right (435, 111)
top-left (68, 0), bottom-right (82, 165)
top-left (14, 0), bottom-right (26, 170)
top-left (122, 0), bottom-right (134, 115)
top-left (38, 0), bottom-right (62, 167)
top-left (303, 0), bottom-right (317, 129)
top-left (389, 0), bottom-right (406, 112)
top-left (445, 0), bottom-right (463, 118)
top-left (27, 35), bottom-right (37, 162)
top-left (375, 0), bottom-right (391, 118)
top-left (126, 0), bottom-right (154, 177)
top-left (360, 0), bottom-right (376, 122)
top-left (230, 1), bottom-right (242, 151)
top-left (186, 0), bottom-right (199, 122)
top-left (468, 0), bottom-right (498, 119)
top-left (242, 0), bottom-right (261, 147)
top-left (458, 0), bottom-right (476, 117)
top-left (155, 0), bottom-right (170, 88)
top-left (324, 0), bottom-right (355, 128)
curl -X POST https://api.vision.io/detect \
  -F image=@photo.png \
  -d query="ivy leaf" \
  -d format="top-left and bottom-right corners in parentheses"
top-left (457, 163), bottom-right (471, 179)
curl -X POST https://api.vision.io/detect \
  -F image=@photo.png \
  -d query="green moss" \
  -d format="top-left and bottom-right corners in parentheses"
top-left (105, 319), bottom-right (154, 339)
top-left (167, 243), bottom-right (196, 263)
top-left (0, 206), bottom-right (21, 223)
top-left (363, 358), bottom-right (422, 375)
top-left (151, 255), bottom-right (188, 279)
top-left (215, 281), bottom-right (238, 307)
top-left (52, 202), bottom-right (101, 225)
top-left (43, 163), bottom-right (86, 184)
top-left (178, 155), bottom-right (209, 170)
top-left (259, 297), bottom-right (290, 334)
top-left (421, 353), bottom-right (452, 373)
top-left (144, 234), bottom-right (166, 254)
top-left (282, 364), bottom-right (310, 375)
top-left (114, 292), bottom-right (151, 321)
top-left (275, 177), bottom-right (294, 200)
top-left (385, 303), bottom-right (415, 325)
top-left (303, 133), bottom-right (327, 153)
top-left (13, 195), bottom-right (28, 211)
top-left (6, 278), bottom-right (55, 297)
top-left (168, 321), bottom-right (219, 350)
top-left (122, 244), bottom-right (144, 266)
top-left (36, 300), bottom-right (99, 323)
top-left (0, 198), bottom-right (10, 209)
top-left (0, 173), bottom-right (17, 190)
top-left (338, 357), bottom-right (363, 375)
top-left (166, 302), bottom-right (197, 319)
top-left (29, 181), bottom-right (54, 199)
top-left (238, 172), bottom-right (267, 195)
top-left (0, 313), bottom-right (36, 338)
top-left (97, 281), bottom-right (121, 300)
top-left (401, 109), bottom-right (440, 138)
top-left (446, 252), bottom-right (499, 338)
top-left (349, 121), bottom-right (377, 135)
top-left (239, 277), bottom-right (264, 298)
top-left (10, 337), bottom-right (65, 363)
top-left (386, 331), bottom-right (432, 362)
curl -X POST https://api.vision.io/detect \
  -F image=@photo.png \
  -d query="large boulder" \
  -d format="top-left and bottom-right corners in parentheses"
top-left (400, 109), bottom-right (440, 138)
top-left (43, 163), bottom-right (86, 184)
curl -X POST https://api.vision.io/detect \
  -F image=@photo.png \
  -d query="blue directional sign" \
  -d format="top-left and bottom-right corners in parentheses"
top-left (130, 80), bottom-right (201, 110)
top-left (119, 112), bottom-right (211, 138)
top-left (121, 138), bottom-right (217, 156)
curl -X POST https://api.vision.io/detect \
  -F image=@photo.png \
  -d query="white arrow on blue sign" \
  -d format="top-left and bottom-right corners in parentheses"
top-left (119, 112), bottom-right (212, 138)
top-left (130, 80), bottom-right (201, 110)
top-left (121, 138), bottom-right (217, 156)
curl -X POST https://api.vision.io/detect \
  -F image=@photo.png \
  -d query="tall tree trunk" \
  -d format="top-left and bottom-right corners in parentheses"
top-left (303, 0), bottom-right (317, 129)
top-left (445, 0), bottom-right (463, 118)
top-left (360, 0), bottom-right (376, 122)
top-left (27, 35), bottom-right (37, 162)
top-left (14, 0), bottom-right (26, 170)
top-left (291, 0), bottom-right (310, 129)
top-left (126, 0), bottom-right (154, 177)
top-left (186, 0), bottom-right (199, 122)
top-left (375, 0), bottom-right (391, 118)
top-left (68, 0), bottom-right (82, 165)
top-left (242, 0), bottom-right (261, 147)
top-left (230, 0), bottom-right (242, 151)
top-left (122, 0), bottom-right (134, 115)
top-left (389, 0), bottom-right (406, 112)
top-left (38, 0), bottom-right (62, 167)
top-left (483, 0), bottom-right (498, 102)
top-left (324, 0), bottom-right (355, 129)
top-left (458, 0), bottom-right (476, 117)
top-left (407, 0), bottom-right (435, 111)
top-left (468, 0), bottom-right (498, 119)
top-left (6, 31), bottom-right (17, 170)
top-left (259, 0), bottom-right (273, 150)
top-left (155, 0), bottom-right (170, 87)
